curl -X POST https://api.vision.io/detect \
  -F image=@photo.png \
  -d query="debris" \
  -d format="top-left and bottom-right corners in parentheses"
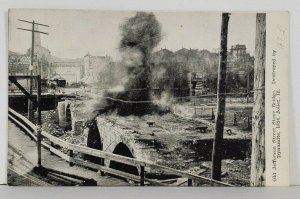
top-left (192, 139), bottom-right (197, 145)
top-left (227, 129), bottom-right (233, 135)
top-left (147, 121), bottom-right (155, 126)
top-left (183, 159), bottom-right (193, 163)
top-left (221, 171), bottom-right (228, 177)
top-left (150, 132), bottom-right (155, 136)
top-left (225, 159), bottom-right (234, 164)
top-left (195, 126), bottom-right (208, 133)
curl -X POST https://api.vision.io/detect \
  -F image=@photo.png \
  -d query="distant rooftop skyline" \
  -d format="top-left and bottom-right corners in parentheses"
top-left (9, 10), bottom-right (256, 60)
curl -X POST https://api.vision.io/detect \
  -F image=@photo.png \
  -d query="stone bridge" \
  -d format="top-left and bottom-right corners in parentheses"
top-left (56, 100), bottom-right (252, 175)
top-left (57, 101), bottom-right (161, 174)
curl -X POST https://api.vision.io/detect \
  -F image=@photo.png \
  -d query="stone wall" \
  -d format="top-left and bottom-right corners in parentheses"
top-left (57, 100), bottom-right (84, 134)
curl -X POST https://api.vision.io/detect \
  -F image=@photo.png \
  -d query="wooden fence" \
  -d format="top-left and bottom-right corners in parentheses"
top-left (8, 107), bottom-right (233, 187)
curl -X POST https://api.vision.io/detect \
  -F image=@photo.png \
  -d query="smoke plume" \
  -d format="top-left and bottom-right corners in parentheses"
top-left (105, 12), bottom-right (163, 116)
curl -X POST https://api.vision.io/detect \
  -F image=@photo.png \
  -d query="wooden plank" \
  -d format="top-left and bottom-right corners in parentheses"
top-left (8, 114), bottom-right (37, 141)
top-left (174, 178), bottom-right (188, 186)
top-left (72, 158), bottom-right (140, 182)
top-left (146, 163), bottom-right (233, 187)
top-left (72, 145), bottom-right (232, 186)
top-left (49, 147), bottom-right (70, 162)
top-left (70, 144), bottom-right (144, 167)
top-left (8, 75), bottom-right (38, 79)
top-left (41, 131), bottom-right (70, 148)
top-left (8, 108), bottom-right (36, 130)
top-left (42, 141), bottom-right (50, 149)
top-left (144, 178), bottom-right (170, 186)
top-left (8, 77), bottom-right (37, 108)
top-left (71, 144), bottom-right (232, 186)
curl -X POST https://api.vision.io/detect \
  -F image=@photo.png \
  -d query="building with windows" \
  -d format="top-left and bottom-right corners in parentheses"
top-left (82, 53), bottom-right (113, 85)
top-left (50, 59), bottom-right (84, 85)
top-left (228, 44), bottom-right (254, 72)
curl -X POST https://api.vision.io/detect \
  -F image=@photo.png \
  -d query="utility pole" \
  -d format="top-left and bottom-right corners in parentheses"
top-left (211, 13), bottom-right (230, 181)
top-left (17, 19), bottom-right (49, 167)
top-left (250, 13), bottom-right (266, 186)
top-left (17, 19), bottom-right (49, 121)
top-left (37, 73), bottom-right (42, 167)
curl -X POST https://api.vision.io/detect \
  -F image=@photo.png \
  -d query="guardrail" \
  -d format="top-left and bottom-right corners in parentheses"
top-left (8, 107), bottom-right (233, 187)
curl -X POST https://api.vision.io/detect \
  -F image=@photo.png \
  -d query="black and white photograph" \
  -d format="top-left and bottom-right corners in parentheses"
top-left (6, 9), bottom-right (281, 187)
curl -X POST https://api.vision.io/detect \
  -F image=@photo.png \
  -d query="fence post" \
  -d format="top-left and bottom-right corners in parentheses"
top-left (100, 158), bottom-right (105, 176)
top-left (50, 141), bottom-right (54, 155)
top-left (188, 178), bottom-right (193, 186)
top-left (211, 108), bottom-right (215, 120)
top-left (140, 165), bottom-right (145, 186)
top-left (69, 149), bottom-right (74, 167)
top-left (233, 113), bottom-right (237, 126)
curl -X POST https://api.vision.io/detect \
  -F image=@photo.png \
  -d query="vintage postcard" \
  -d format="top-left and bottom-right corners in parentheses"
top-left (7, 9), bottom-right (289, 186)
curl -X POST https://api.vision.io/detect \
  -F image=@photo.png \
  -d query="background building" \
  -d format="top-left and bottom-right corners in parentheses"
top-left (82, 53), bottom-right (113, 85)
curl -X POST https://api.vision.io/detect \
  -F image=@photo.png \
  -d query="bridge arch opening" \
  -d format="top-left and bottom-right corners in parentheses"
top-left (109, 143), bottom-right (139, 176)
top-left (65, 104), bottom-right (72, 130)
top-left (85, 122), bottom-right (103, 164)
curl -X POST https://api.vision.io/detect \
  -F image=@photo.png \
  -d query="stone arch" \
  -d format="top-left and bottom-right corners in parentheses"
top-left (109, 142), bottom-right (139, 175)
top-left (85, 121), bottom-right (103, 165)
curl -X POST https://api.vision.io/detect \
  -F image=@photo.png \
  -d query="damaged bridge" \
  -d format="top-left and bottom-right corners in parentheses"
top-left (56, 99), bottom-right (251, 184)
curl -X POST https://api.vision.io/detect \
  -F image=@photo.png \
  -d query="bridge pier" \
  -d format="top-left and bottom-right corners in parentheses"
top-left (57, 101), bottom-right (78, 132)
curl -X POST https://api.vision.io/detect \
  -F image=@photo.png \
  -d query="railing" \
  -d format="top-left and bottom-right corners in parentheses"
top-left (8, 107), bottom-right (233, 187)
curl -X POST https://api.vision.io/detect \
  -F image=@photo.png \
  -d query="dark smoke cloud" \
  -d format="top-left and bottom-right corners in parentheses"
top-left (105, 12), bottom-right (162, 116)
top-left (120, 12), bottom-right (162, 63)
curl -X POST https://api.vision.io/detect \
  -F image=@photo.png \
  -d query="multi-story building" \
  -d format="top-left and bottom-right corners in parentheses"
top-left (82, 53), bottom-right (113, 85)
top-left (228, 44), bottom-right (254, 72)
top-left (50, 58), bottom-right (84, 85)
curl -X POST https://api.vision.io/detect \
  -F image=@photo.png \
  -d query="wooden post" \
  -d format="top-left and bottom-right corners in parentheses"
top-left (69, 150), bottom-right (74, 167)
top-left (246, 73), bottom-right (250, 103)
top-left (28, 21), bottom-right (35, 121)
top-left (50, 142), bottom-right (54, 155)
top-left (17, 19), bottom-right (49, 121)
top-left (37, 74), bottom-right (42, 167)
top-left (233, 113), bottom-right (237, 126)
top-left (188, 178), bottom-right (193, 186)
top-left (140, 166), bottom-right (145, 186)
top-left (250, 13), bottom-right (266, 186)
top-left (211, 13), bottom-right (230, 181)
top-left (194, 100), bottom-right (197, 117)
top-left (100, 157), bottom-right (105, 176)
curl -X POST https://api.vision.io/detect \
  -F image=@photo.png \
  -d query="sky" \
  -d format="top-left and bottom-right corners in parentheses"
top-left (8, 9), bottom-right (256, 60)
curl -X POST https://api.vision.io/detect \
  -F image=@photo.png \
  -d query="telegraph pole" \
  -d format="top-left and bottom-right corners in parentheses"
top-left (211, 13), bottom-right (230, 181)
top-left (250, 13), bottom-right (266, 186)
top-left (28, 21), bottom-right (35, 121)
top-left (17, 19), bottom-right (49, 167)
top-left (17, 19), bottom-right (49, 121)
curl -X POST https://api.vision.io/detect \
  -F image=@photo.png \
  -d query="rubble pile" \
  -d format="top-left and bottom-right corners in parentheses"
top-left (41, 110), bottom-right (64, 136)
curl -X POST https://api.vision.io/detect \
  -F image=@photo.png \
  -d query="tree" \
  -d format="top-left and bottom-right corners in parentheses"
top-left (211, 13), bottom-right (230, 181)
